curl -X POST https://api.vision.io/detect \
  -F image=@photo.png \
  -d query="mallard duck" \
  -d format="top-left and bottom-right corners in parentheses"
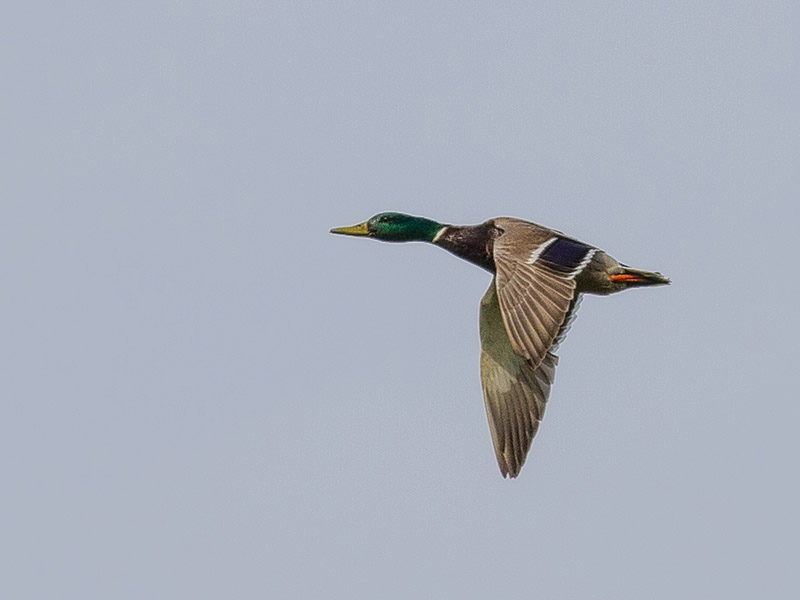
top-left (331, 213), bottom-right (669, 478)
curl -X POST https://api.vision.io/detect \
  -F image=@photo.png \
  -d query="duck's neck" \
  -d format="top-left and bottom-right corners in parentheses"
top-left (431, 222), bottom-right (498, 272)
top-left (404, 217), bottom-right (446, 242)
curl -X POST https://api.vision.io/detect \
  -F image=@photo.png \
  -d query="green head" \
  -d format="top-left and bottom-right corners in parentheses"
top-left (330, 212), bottom-right (445, 242)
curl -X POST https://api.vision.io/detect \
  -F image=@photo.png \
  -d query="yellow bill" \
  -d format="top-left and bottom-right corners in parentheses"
top-left (330, 221), bottom-right (370, 236)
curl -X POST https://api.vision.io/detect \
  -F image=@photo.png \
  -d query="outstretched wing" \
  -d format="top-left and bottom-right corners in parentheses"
top-left (479, 280), bottom-right (558, 478)
top-left (493, 220), bottom-right (596, 370)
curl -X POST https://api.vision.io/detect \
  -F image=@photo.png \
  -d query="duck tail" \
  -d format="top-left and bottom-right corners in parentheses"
top-left (609, 267), bottom-right (671, 287)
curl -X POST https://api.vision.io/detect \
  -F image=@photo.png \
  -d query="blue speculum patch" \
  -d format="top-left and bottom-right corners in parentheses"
top-left (540, 237), bottom-right (593, 271)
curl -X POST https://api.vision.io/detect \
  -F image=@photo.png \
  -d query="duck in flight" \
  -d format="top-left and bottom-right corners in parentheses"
top-left (331, 213), bottom-right (669, 478)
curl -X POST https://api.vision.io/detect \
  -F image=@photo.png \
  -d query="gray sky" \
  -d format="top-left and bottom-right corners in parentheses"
top-left (2, 2), bottom-right (798, 598)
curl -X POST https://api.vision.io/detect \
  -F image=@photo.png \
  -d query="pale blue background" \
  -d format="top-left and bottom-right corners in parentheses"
top-left (2, 2), bottom-right (798, 598)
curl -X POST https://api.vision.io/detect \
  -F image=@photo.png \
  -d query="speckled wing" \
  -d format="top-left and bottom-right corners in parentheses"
top-left (492, 219), bottom-right (590, 370)
top-left (480, 281), bottom-right (557, 478)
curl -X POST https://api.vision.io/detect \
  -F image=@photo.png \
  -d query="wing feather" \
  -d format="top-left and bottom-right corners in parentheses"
top-left (493, 222), bottom-right (577, 369)
top-left (479, 280), bottom-right (559, 478)
top-left (477, 219), bottom-right (592, 476)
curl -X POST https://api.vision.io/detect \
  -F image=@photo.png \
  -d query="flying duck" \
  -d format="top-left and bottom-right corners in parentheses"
top-left (331, 213), bottom-right (669, 478)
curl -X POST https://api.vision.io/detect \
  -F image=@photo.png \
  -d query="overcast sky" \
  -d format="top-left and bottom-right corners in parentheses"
top-left (2, 2), bottom-right (798, 599)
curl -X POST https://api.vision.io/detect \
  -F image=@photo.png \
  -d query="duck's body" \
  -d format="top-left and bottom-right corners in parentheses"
top-left (332, 213), bottom-right (669, 478)
top-left (434, 218), bottom-right (664, 293)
